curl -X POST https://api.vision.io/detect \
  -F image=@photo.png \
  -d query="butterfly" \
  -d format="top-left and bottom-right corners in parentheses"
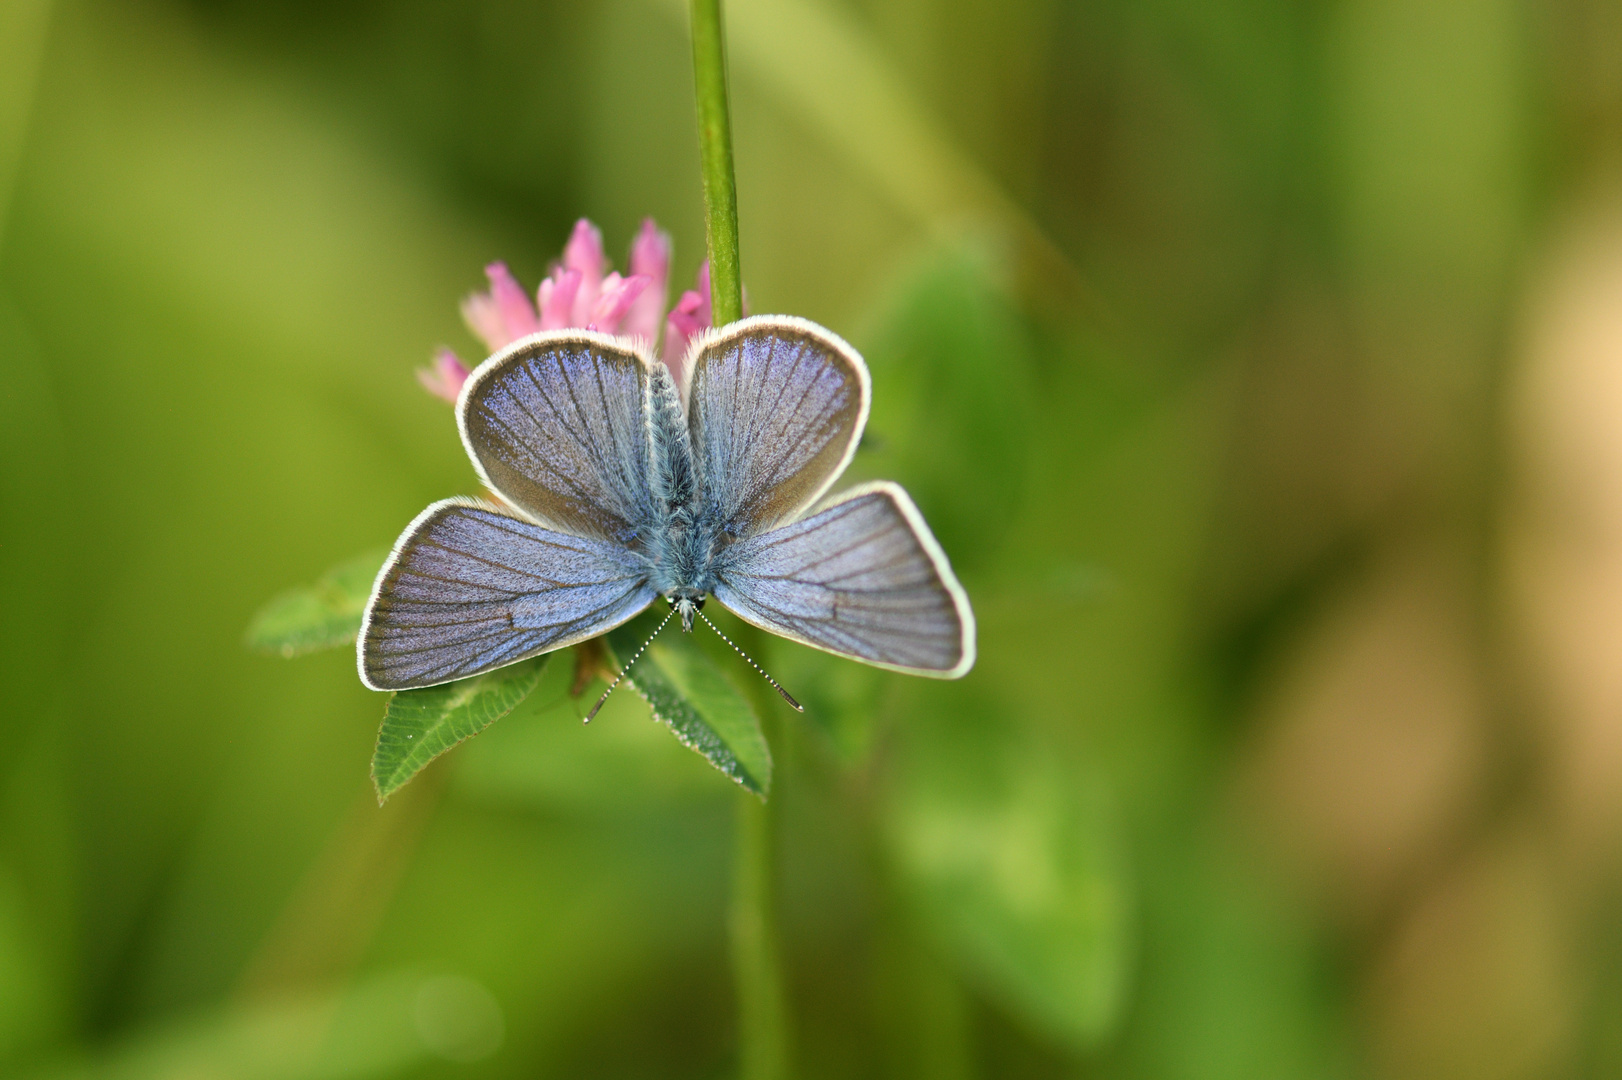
top-left (356, 315), bottom-right (975, 698)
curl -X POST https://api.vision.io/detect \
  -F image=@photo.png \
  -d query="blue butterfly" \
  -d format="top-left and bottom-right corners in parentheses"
top-left (357, 315), bottom-right (975, 694)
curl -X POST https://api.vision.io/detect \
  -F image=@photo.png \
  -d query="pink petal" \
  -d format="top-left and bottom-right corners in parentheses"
top-left (623, 219), bottom-right (671, 344)
top-left (693, 260), bottom-right (713, 325)
top-left (660, 261), bottom-right (716, 388)
top-left (662, 300), bottom-right (703, 387)
top-left (461, 262), bottom-right (539, 351)
top-left (588, 273), bottom-right (652, 334)
top-left (537, 268), bottom-right (582, 330)
top-left (563, 219), bottom-right (606, 327)
top-left (460, 293), bottom-right (506, 354)
top-left (488, 262), bottom-right (540, 339)
top-left (629, 218), bottom-right (671, 282)
top-left (417, 348), bottom-right (470, 403)
top-left (666, 290), bottom-right (708, 337)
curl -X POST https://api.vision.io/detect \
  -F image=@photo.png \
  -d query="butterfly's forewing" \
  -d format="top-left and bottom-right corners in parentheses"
top-left (358, 500), bottom-right (656, 690)
top-left (713, 482), bottom-right (975, 677)
top-left (685, 316), bottom-right (869, 537)
top-left (459, 332), bottom-right (657, 542)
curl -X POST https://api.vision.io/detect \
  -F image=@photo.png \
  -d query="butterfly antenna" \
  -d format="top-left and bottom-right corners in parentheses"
top-left (585, 606), bottom-right (676, 723)
top-left (696, 610), bottom-right (804, 712)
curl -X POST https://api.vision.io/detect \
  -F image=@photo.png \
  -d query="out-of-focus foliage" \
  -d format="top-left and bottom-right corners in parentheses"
top-left (4, 0), bottom-right (1622, 1077)
top-left (245, 548), bottom-right (385, 657)
top-left (885, 698), bottom-right (1130, 1052)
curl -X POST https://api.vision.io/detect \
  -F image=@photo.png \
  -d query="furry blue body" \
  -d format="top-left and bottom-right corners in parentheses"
top-left (642, 364), bottom-right (723, 627)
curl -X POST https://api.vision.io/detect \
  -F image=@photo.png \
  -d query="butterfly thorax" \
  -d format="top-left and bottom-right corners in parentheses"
top-left (645, 365), bottom-right (722, 620)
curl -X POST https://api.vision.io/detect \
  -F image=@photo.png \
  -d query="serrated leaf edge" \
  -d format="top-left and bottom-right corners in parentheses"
top-left (625, 674), bottom-right (770, 799)
top-left (371, 659), bottom-right (546, 803)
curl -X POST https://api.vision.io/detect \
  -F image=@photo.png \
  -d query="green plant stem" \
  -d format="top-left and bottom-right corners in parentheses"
top-left (730, 781), bottom-right (789, 1080)
top-left (728, 615), bottom-right (793, 1078)
top-left (692, 8), bottom-right (787, 1070)
top-left (690, 0), bottom-right (743, 325)
top-left (692, 4), bottom-right (787, 1073)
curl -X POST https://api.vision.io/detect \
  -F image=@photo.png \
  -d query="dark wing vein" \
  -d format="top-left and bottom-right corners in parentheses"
top-left (712, 487), bottom-right (967, 674)
top-left (462, 337), bottom-right (655, 540)
top-left (688, 322), bottom-right (866, 537)
top-left (360, 502), bottom-right (655, 690)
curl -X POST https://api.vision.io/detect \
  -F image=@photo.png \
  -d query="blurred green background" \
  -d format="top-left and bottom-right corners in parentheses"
top-left (4, 0), bottom-right (1622, 1076)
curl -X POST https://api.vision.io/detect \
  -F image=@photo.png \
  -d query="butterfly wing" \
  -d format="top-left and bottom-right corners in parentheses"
top-left (712, 482), bottom-right (975, 677)
top-left (458, 331), bottom-right (656, 542)
top-left (358, 499), bottom-right (657, 690)
top-left (685, 316), bottom-right (869, 537)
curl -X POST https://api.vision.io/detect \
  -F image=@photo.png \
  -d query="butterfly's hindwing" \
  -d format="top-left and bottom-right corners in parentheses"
top-left (711, 482), bottom-right (974, 677)
top-left (359, 500), bottom-right (657, 690)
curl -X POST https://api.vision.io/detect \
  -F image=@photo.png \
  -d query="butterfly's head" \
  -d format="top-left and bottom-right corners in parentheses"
top-left (668, 588), bottom-right (707, 633)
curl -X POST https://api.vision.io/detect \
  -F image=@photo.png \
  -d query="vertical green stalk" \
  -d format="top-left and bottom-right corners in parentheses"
top-left (729, 640), bottom-right (793, 1080)
top-left (730, 778), bottom-right (789, 1080)
top-left (690, 0), bottom-right (743, 326)
top-left (692, 5), bottom-right (787, 1075)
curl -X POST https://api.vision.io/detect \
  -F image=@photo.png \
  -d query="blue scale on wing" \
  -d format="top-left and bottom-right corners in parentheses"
top-left (360, 501), bottom-right (657, 690)
top-left (713, 484), bottom-right (971, 676)
top-left (687, 325), bottom-right (865, 537)
top-left (461, 337), bottom-right (658, 543)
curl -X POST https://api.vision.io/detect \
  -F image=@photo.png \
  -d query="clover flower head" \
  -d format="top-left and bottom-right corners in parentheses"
top-left (420, 217), bottom-right (714, 404)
